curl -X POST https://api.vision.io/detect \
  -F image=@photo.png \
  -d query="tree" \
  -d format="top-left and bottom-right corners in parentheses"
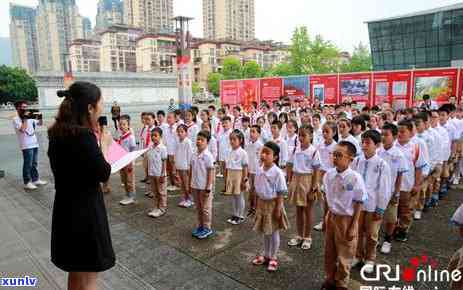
top-left (192, 81), bottom-right (201, 96)
top-left (207, 72), bottom-right (223, 96)
top-left (263, 62), bottom-right (296, 77)
top-left (340, 42), bottom-right (372, 72)
top-left (241, 61), bottom-right (261, 79)
top-left (0, 65), bottom-right (37, 104)
top-left (221, 57), bottom-right (242, 80)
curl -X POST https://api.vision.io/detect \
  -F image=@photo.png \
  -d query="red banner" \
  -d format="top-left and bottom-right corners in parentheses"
top-left (412, 68), bottom-right (458, 105)
top-left (220, 80), bottom-right (240, 105)
top-left (260, 77), bottom-right (283, 104)
top-left (459, 69), bottom-right (463, 104)
top-left (340, 73), bottom-right (371, 106)
top-left (238, 79), bottom-right (260, 110)
top-left (310, 74), bottom-right (338, 105)
top-left (372, 71), bottom-right (411, 110)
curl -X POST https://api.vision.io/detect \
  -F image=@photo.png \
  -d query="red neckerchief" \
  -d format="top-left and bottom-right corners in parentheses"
top-left (117, 131), bottom-right (132, 145)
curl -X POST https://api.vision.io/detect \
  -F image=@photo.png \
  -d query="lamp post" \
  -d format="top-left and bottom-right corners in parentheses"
top-left (173, 16), bottom-right (194, 111)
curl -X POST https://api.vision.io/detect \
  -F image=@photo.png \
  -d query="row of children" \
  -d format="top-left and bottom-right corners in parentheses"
top-left (112, 100), bottom-right (463, 289)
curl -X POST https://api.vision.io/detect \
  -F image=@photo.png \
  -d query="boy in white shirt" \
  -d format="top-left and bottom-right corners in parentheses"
top-left (118, 115), bottom-right (138, 206)
top-left (430, 110), bottom-right (452, 199)
top-left (218, 116), bottom-right (232, 182)
top-left (270, 121), bottom-right (289, 169)
top-left (164, 112), bottom-right (179, 191)
top-left (378, 123), bottom-right (407, 255)
top-left (147, 127), bottom-right (168, 218)
top-left (439, 105), bottom-right (458, 195)
top-left (245, 125), bottom-right (263, 217)
top-left (351, 130), bottom-right (391, 273)
top-left (322, 141), bottom-right (367, 290)
top-left (190, 130), bottom-right (216, 239)
top-left (394, 119), bottom-right (428, 242)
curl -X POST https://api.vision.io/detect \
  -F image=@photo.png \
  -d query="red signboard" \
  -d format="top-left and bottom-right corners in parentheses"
top-left (260, 77), bottom-right (283, 103)
top-left (372, 71), bottom-right (411, 110)
top-left (220, 80), bottom-right (240, 105)
top-left (310, 74), bottom-right (338, 105)
top-left (412, 68), bottom-right (458, 105)
top-left (459, 69), bottom-right (463, 104)
top-left (238, 79), bottom-right (260, 110)
top-left (339, 73), bottom-right (371, 106)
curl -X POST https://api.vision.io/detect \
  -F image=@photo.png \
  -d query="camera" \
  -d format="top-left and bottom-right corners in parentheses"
top-left (98, 116), bottom-right (108, 127)
top-left (20, 109), bottom-right (43, 120)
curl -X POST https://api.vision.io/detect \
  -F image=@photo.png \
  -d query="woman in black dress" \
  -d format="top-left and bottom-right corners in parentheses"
top-left (48, 82), bottom-right (115, 290)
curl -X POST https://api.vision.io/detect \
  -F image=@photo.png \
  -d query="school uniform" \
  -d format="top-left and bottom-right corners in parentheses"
top-left (323, 167), bottom-right (368, 289)
top-left (147, 143), bottom-right (168, 210)
top-left (117, 131), bottom-right (137, 196)
top-left (232, 116), bottom-right (242, 131)
top-left (285, 134), bottom-right (299, 163)
top-left (175, 137), bottom-right (194, 202)
top-left (253, 164), bottom-right (289, 235)
top-left (317, 141), bottom-right (337, 173)
top-left (313, 127), bottom-right (323, 147)
top-left (208, 135), bottom-right (218, 161)
top-left (288, 145), bottom-right (321, 207)
top-left (140, 125), bottom-right (155, 177)
top-left (225, 147), bottom-right (248, 195)
top-left (260, 127), bottom-right (272, 143)
top-left (413, 132), bottom-right (433, 211)
top-left (242, 127), bottom-right (251, 146)
top-left (377, 145), bottom-right (408, 226)
top-left (433, 124), bottom-right (452, 179)
top-left (185, 122), bottom-right (199, 148)
top-left (218, 129), bottom-right (232, 162)
top-left (246, 139), bottom-right (263, 197)
top-left (352, 154), bottom-right (392, 262)
top-left (272, 136), bottom-right (289, 168)
top-left (395, 140), bottom-right (428, 233)
top-left (190, 149), bottom-right (215, 229)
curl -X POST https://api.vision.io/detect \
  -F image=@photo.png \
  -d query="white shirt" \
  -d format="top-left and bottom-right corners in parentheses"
top-left (147, 143), bottom-right (167, 177)
top-left (162, 123), bottom-right (178, 155)
top-left (190, 149), bottom-right (215, 190)
top-left (289, 144), bottom-right (321, 174)
top-left (272, 136), bottom-right (288, 167)
top-left (285, 134), bottom-right (299, 162)
top-left (377, 145), bottom-right (408, 197)
top-left (433, 125), bottom-right (451, 161)
top-left (254, 164), bottom-right (288, 200)
top-left (242, 127), bottom-right (251, 146)
top-left (323, 167), bottom-right (368, 216)
top-left (395, 140), bottom-right (428, 192)
top-left (218, 129), bottom-right (232, 161)
top-left (208, 136), bottom-right (218, 161)
top-left (352, 154), bottom-right (392, 213)
top-left (260, 128), bottom-right (272, 144)
top-left (317, 141), bottom-right (337, 172)
top-left (313, 128), bottom-right (323, 146)
top-left (411, 135), bottom-right (431, 176)
top-left (442, 120), bottom-right (458, 142)
top-left (245, 139), bottom-right (263, 174)
top-left (13, 117), bottom-right (39, 150)
top-left (226, 147), bottom-right (248, 170)
top-left (175, 138), bottom-right (193, 170)
top-left (417, 130), bottom-right (438, 168)
top-left (426, 127), bottom-right (443, 166)
top-left (338, 134), bottom-right (361, 156)
top-left (117, 131), bottom-right (137, 152)
top-left (185, 122), bottom-right (199, 146)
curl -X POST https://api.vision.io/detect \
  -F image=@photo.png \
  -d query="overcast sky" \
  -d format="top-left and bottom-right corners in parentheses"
top-left (1, 0), bottom-right (462, 52)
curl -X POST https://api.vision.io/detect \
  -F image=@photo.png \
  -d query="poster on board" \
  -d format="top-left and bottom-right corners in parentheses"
top-left (260, 77), bottom-right (283, 104)
top-left (283, 76), bottom-right (309, 101)
top-left (310, 74), bottom-right (338, 105)
top-left (340, 73), bottom-right (371, 106)
top-left (220, 80), bottom-right (240, 105)
top-left (238, 79), bottom-right (260, 110)
top-left (413, 69), bottom-right (458, 105)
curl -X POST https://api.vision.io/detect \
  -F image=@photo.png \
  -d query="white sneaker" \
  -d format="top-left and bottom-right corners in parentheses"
top-left (217, 173), bottom-right (224, 178)
top-left (351, 258), bottom-right (361, 267)
top-left (24, 182), bottom-right (38, 190)
top-left (363, 261), bottom-right (375, 274)
top-left (184, 199), bottom-right (194, 208)
top-left (120, 197), bottom-right (136, 205)
top-left (453, 177), bottom-right (460, 185)
top-left (33, 180), bottom-right (48, 186)
top-left (313, 221), bottom-right (323, 231)
top-left (414, 210), bottom-right (422, 220)
top-left (167, 185), bottom-right (179, 191)
top-left (148, 209), bottom-right (161, 218)
top-left (178, 200), bottom-right (186, 207)
top-left (381, 241), bottom-right (392, 254)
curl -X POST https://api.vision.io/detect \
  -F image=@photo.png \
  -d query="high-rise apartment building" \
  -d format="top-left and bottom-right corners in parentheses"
top-left (95, 0), bottom-right (123, 32)
top-left (9, 4), bottom-right (38, 73)
top-left (136, 34), bottom-right (177, 73)
top-left (36, 0), bottom-right (85, 71)
top-left (203, 0), bottom-right (255, 42)
top-left (69, 39), bottom-right (101, 72)
top-left (124, 0), bottom-right (174, 34)
top-left (83, 17), bottom-right (92, 39)
top-left (100, 25), bottom-right (142, 72)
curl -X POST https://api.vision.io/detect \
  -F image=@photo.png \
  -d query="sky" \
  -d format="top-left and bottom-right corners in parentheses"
top-left (1, 0), bottom-right (462, 52)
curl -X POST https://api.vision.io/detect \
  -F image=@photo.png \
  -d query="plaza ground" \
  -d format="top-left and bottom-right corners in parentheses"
top-left (0, 108), bottom-right (462, 289)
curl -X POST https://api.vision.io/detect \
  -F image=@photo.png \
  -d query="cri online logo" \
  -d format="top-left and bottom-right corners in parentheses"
top-left (360, 255), bottom-right (462, 283)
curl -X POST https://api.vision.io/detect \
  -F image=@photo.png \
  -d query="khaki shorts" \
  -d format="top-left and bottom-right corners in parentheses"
top-left (288, 173), bottom-right (315, 206)
top-left (384, 196), bottom-right (398, 224)
top-left (226, 169), bottom-right (243, 195)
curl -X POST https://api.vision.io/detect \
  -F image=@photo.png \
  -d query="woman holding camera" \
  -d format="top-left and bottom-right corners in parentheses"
top-left (48, 82), bottom-right (115, 290)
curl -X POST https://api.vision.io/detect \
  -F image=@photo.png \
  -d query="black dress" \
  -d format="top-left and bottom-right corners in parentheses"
top-left (48, 130), bottom-right (115, 272)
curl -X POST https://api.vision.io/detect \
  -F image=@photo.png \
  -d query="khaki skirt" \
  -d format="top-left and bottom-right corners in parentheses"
top-left (253, 198), bottom-right (289, 235)
top-left (288, 173), bottom-right (315, 207)
top-left (226, 169), bottom-right (243, 195)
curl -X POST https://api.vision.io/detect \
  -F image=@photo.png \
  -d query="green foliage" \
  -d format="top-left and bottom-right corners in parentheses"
top-left (222, 57), bottom-right (242, 80)
top-left (0, 65), bottom-right (37, 104)
top-left (241, 61), bottom-right (262, 78)
top-left (263, 62), bottom-right (296, 77)
top-left (340, 42), bottom-right (372, 73)
top-left (192, 81), bottom-right (201, 95)
top-left (207, 72), bottom-right (223, 96)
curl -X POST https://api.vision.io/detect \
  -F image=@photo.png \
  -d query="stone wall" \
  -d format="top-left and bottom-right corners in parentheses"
top-left (34, 71), bottom-right (178, 108)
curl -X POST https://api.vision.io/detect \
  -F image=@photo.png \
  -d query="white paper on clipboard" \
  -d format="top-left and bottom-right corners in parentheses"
top-left (111, 148), bottom-right (148, 174)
